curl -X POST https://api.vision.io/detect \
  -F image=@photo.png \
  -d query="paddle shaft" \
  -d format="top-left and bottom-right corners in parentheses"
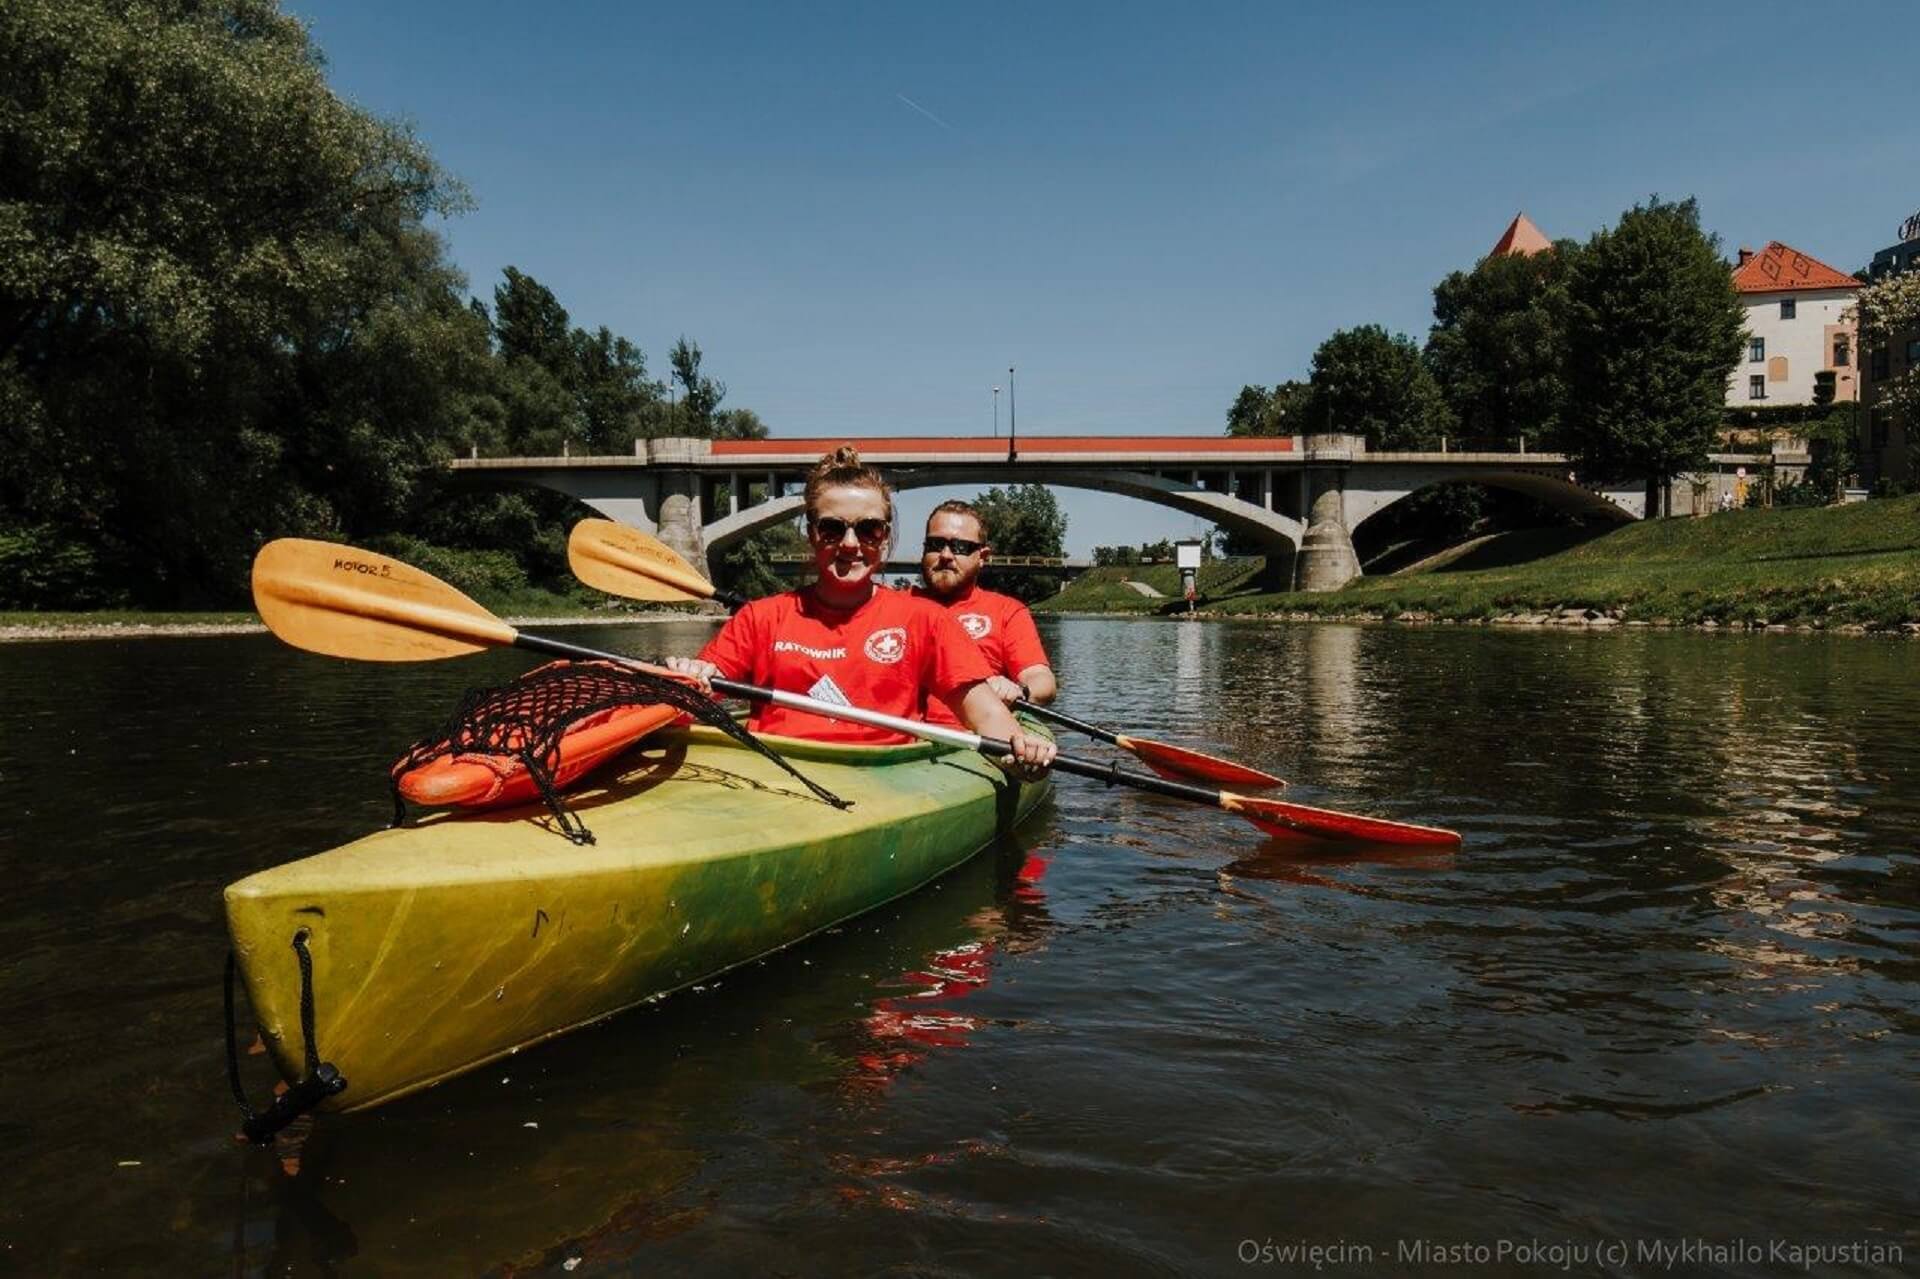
top-left (510, 632), bottom-right (1231, 807)
top-left (1014, 698), bottom-right (1119, 746)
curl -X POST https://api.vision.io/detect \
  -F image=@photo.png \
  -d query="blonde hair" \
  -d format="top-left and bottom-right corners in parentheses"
top-left (803, 444), bottom-right (894, 527)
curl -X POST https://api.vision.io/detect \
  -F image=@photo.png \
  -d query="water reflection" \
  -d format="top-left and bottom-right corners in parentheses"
top-left (840, 835), bottom-right (1056, 1095)
top-left (3, 622), bottom-right (1918, 1271)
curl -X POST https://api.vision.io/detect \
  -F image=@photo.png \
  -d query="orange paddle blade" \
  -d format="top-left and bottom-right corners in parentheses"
top-left (1223, 794), bottom-right (1462, 848)
top-left (1115, 735), bottom-right (1286, 789)
top-left (568, 518), bottom-right (716, 603)
top-left (251, 539), bottom-right (517, 662)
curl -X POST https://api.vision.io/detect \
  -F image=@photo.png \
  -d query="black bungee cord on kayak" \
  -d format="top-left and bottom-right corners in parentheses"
top-left (224, 930), bottom-right (347, 1145)
top-left (389, 660), bottom-right (850, 845)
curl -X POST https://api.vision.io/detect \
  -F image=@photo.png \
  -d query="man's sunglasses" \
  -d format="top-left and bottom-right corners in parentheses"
top-left (923, 536), bottom-right (986, 557)
top-left (813, 516), bottom-right (891, 545)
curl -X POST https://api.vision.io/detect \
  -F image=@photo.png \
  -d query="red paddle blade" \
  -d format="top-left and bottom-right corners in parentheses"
top-left (1225, 795), bottom-right (1462, 848)
top-left (1118, 736), bottom-right (1287, 790)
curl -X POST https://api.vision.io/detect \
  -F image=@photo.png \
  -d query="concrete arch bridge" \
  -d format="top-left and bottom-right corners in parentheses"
top-left (448, 434), bottom-right (1645, 591)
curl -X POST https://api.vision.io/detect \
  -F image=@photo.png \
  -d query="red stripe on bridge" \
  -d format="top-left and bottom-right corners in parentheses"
top-left (708, 435), bottom-right (1295, 456)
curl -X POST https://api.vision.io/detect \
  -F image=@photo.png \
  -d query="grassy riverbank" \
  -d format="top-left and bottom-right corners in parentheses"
top-left (0, 593), bottom-right (694, 642)
top-left (1040, 496), bottom-right (1920, 628)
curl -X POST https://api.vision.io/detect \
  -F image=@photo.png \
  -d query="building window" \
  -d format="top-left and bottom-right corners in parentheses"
top-left (1908, 338), bottom-right (1920, 365)
top-left (1780, 298), bottom-right (1796, 319)
top-left (1833, 336), bottom-right (1850, 366)
top-left (1748, 375), bottom-right (1766, 400)
top-left (1873, 348), bottom-right (1892, 380)
top-left (1749, 337), bottom-right (1766, 362)
top-left (1871, 410), bottom-right (1889, 449)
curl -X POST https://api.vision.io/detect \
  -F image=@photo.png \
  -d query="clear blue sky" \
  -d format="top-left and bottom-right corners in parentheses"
top-left (289, 0), bottom-right (1916, 554)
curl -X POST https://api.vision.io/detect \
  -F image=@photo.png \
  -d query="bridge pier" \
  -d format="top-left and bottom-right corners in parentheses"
top-left (1292, 435), bottom-right (1361, 592)
top-left (643, 438), bottom-right (711, 578)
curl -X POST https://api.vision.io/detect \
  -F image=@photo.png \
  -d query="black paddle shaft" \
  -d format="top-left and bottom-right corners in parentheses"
top-left (1013, 698), bottom-right (1120, 745)
top-left (509, 634), bottom-right (1229, 810)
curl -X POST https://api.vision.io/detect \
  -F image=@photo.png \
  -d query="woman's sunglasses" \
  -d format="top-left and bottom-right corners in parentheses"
top-left (922, 536), bottom-right (985, 557)
top-left (812, 516), bottom-right (891, 545)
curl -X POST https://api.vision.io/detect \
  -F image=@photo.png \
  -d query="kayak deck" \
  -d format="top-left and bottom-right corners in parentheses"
top-left (226, 725), bottom-right (1051, 1113)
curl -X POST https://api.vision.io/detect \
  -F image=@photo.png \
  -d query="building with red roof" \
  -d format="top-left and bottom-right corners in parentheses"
top-left (1725, 241), bottom-right (1862, 408)
top-left (1488, 212), bottom-right (1551, 258)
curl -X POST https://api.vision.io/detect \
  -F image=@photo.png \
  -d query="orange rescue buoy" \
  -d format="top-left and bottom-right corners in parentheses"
top-left (394, 700), bottom-right (684, 810)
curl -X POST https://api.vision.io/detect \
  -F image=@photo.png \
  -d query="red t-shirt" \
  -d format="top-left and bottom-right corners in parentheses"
top-left (911, 583), bottom-right (1052, 725)
top-left (698, 585), bottom-right (993, 743)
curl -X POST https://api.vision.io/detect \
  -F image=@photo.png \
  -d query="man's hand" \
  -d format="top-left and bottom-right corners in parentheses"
top-left (985, 674), bottom-right (1026, 704)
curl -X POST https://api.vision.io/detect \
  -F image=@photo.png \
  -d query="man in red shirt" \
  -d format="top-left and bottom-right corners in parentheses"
top-left (667, 448), bottom-right (1055, 776)
top-left (912, 500), bottom-right (1058, 727)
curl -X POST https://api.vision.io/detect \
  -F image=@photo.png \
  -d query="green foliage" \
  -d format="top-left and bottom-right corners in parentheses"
top-left (0, 0), bottom-right (488, 605)
top-left (972, 484), bottom-right (1068, 603)
top-left (669, 337), bottom-right (725, 432)
top-left (713, 407), bottom-right (770, 440)
top-left (0, 3), bottom-right (771, 608)
top-left (362, 534), bottom-right (530, 601)
top-left (1798, 405), bottom-right (1860, 502)
top-left (1427, 244), bottom-right (1578, 446)
top-left (1225, 381), bottom-right (1310, 437)
top-left (1853, 270), bottom-right (1920, 425)
top-left (712, 519), bottom-right (805, 601)
top-left (0, 522), bottom-right (130, 609)
top-left (1561, 197), bottom-right (1745, 511)
top-left (1038, 557), bottom-right (1270, 614)
top-left (1299, 325), bottom-right (1453, 448)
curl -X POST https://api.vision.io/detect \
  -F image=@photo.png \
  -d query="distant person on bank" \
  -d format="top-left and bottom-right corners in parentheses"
top-left (911, 500), bottom-right (1058, 726)
top-left (666, 447), bottom-right (1055, 779)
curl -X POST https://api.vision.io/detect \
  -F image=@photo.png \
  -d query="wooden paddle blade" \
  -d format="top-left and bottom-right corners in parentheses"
top-left (1115, 735), bottom-right (1286, 789)
top-left (1222, 793), bottom-right (1462, 848)
top-left (568, 518), bottom-right (716, 603)
top-left (251, 539), bottom-right (516, 662)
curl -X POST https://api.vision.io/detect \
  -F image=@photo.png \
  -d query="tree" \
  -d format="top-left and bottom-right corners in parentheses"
top-left (1426, 245), bottom-right (1578, 447)
top-left (1854, 269), bottom-right (1920, 429)
top-left (492, 267), bottom-right (574, 370)
top-left (1225, 380), bottom-right (1310, 437)
top-left (573, 325), bottom-right (654, 453)
top-left (0, 0), bottom-right (484, 605)
top-left (1299, 326), bottom-right (1453, 448)
top-left (971, 484), bottom-right (1068, 602)
top-left (1561, 197), bottom-right (1745, 515)
top-left (669, 336), bottom-right (725, 432)
top-left (713, 407), bottom-right (770, 440)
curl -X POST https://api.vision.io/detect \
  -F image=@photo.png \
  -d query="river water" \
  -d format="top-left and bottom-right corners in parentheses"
top-left (1, 619), bottom-right (1916, 1276)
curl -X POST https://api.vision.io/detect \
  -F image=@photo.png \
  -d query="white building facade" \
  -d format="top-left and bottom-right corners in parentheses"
top-left (1724, 242), bottom-right (1861, 409)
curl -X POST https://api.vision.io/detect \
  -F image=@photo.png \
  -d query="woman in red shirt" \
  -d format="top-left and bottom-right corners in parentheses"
top-left (667, 446), bottom-right (1057, 775)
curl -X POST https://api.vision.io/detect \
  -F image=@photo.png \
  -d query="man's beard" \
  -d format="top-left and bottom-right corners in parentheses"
top-left (921, 563), bottom-right (970, 595)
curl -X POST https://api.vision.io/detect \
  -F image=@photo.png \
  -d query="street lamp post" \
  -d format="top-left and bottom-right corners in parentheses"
top-left (1007, 366), bottom-right (1017, 463)
top-left (993, 385), bottom-right (1000, 438)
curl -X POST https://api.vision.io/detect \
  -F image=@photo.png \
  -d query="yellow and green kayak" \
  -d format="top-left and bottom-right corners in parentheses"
top-left (225, 723), bottom-right (1050, 1115)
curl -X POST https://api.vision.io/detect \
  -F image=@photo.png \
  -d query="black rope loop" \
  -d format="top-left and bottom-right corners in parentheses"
top-left (223, 932), bottom-right (348, 1146)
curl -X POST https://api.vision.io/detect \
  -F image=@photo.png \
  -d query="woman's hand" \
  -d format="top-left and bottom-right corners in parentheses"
top-left (664, 656), bottom-right (720, 694)
top-left (958, 682), bottom-right (1056, 780)
top-left (998, 724), bottom-right (1057, 782)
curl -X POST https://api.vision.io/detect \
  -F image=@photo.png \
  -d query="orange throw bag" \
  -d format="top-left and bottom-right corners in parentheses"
top-left (392, 661), bottom-right (684, 811)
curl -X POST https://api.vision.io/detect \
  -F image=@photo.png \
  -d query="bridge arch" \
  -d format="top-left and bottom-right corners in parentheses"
top-left (1343, 467), bottom-right (1641, 534)
top-left (701, 467), bottom-right (1304, 554)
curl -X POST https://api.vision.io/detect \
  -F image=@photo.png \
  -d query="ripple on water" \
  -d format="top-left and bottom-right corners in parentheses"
top-left (3, 620), bottom-right (1919, 1270)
